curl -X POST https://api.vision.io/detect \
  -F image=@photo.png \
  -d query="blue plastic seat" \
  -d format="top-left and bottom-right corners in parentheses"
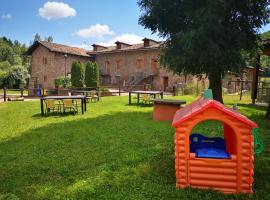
top-left (190, 133), bottom-right (230, 159)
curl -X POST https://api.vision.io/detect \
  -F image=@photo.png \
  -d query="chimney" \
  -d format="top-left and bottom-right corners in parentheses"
top-left (115, 41), bottom-right (132, 49)
top-left (92, 44), bottom-right (108, 51)
top-left (142, 38), bottom-right (159, 47)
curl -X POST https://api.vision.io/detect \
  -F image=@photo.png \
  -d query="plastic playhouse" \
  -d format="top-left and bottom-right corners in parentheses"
top-left (172, 92), bottom-right (263, 194)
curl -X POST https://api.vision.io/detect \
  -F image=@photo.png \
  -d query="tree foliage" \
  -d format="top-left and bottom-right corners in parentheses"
top-left (138, 0), bottom-right (270, 102)
top-left (4, 66), bottom-right (29, 88)
top-left (34, 33), bottom-right (41, 42)
top-left (45, 36), bottom-right (53, 43)
top-left (71, 61), bottom-right (84, 88)
top-left (85, 62), bottom-right (100, 87)
top-left (0, 37), bottom-right (29, 88)
top-left (54, 76), bottom-right (71, 88)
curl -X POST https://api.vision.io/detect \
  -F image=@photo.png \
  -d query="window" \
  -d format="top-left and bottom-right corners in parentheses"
top-left (236, 78), bottom-right (240, 86)
top-left (43, 57), bottom-right (47, 64)
top-left (44, 76), bottom-right (47, 82)
top-left (116, 60), bottom-right (121, 70)
top-left (228, 78), bottom-right (231, 86)
top-left (151, 58), bottom-right (158, 70)
top-left (136, 59), bottom-right (143, 69)
top-left (105, 61), bottom-right (110, 74)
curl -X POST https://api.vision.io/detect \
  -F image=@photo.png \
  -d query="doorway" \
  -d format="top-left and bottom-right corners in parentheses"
top-left (163, 77), bottom-right (168, 91)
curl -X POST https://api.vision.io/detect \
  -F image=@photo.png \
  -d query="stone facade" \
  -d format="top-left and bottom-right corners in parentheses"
top-left (28, 43), bottom-right (90, 91)
top-left (27, 39), bottom-right (192, 93)
top-left (94, 48), bottom-right (190, 91)
top-left (27, 39), bottom-right (253, 95)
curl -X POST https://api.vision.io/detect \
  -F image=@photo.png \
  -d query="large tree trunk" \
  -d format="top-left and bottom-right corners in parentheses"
top-left (208, 71), bottom-right (223, 103)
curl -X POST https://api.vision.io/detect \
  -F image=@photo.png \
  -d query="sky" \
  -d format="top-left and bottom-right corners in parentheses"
top-left (0, 0), bottom-right (161, 49)
top-left (1, 0), bottom-right (270, 50)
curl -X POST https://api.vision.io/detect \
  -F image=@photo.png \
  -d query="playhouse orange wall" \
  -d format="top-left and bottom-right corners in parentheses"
top-left (174, 107), bottom-right (254, 193)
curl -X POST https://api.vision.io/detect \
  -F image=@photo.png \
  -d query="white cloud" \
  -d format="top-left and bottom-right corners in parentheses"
top-left (38, 1), bottom-right (76, 20)
top-left (98, 34), bottom-right (143, 46)
top-left (64, 42), bottom-right (91, 50)
top-left (1, 14), bottom-right (12, 20)
top-left (75, 24), bottom-right (114, 39)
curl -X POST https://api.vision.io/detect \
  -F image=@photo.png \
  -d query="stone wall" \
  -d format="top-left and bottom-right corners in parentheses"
top-left (29, 45), bottom-right (90, 90)
top-left (95, 49), bottom-right (190, 91)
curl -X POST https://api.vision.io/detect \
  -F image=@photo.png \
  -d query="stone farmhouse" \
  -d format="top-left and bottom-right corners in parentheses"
top-left (26, 38), bottom-right (255, 95)
top-left (26, 38), bottom-right (194, 92)
top-left (26, 41), bottom-right (91, 90)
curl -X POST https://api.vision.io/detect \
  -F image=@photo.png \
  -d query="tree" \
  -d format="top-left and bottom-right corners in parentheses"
top-left (138, 0), bottom-right (270, 103)
top-left (4, 66), bottom-right (29, 88)
top-left (85, 62), bottom-right (100, 87)
top-left (45, 36), bottom-right (53, 43)
top-left (71, 61), bottom-right (84, 88)
top-left (0, 61), bottom-right (11, 71)
top-left (34, 33), bottom-right (41, 42)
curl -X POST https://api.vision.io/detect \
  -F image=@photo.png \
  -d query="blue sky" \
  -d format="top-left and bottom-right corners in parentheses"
top-left (1, 0), bottom-right (270, 49)
top-left (0, 0), bottom-right (161, 49)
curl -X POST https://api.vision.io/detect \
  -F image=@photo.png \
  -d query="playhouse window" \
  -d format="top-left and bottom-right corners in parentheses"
top-left (190, 120), bottom-right (236, 159)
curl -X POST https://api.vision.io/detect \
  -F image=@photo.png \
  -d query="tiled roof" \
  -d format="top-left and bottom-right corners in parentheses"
top-left (26, 41), bottom-right (90, 57)
top-left (88, 42), bottom-right (162, 54)
top-left (26, 40), bottom-right (163, 56)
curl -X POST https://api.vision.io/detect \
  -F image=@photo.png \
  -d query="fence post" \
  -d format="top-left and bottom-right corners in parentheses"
top-left (118, 84), bottom-right (121, 96)
top-left (240, 81), bottom-right (243, 101)
top-left (3, 87), bottom-right (6, 102)
top-left (20, 88), bottom-right (23, 97)
top-left (173, 85), bottom-right (176, 96)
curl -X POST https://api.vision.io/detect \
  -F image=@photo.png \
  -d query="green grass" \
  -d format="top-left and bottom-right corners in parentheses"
top-left (0, 95), bottom-right (269, 200)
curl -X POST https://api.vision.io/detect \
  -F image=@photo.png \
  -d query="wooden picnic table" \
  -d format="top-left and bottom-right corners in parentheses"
top-left (152, 99), bottom-right (186, 121)
top-left (128, 90), bottom-right (163, 104)
top-left (72, 90), bottom-right (100, 101)
top-left (40, 95), bottom-right (86, 116)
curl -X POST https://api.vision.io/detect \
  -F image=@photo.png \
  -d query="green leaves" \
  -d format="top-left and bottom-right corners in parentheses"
top-left (71, 61), bottom-right (84, 88)
top-left (85, 62), bottom-right (100, 88)
top-left (138, 0), bottom-right (270, 102)
top-left (70, 61), bottom-right (100, 88)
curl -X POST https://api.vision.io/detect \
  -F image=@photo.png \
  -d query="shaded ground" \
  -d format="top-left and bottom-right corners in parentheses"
top-left (0, 96), bottom-right (269, 200)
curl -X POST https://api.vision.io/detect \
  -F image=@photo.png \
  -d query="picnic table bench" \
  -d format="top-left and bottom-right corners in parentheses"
top-left (40, 95), bottom-right (86, 116)
top-left (128, 90), bottom-right (163, 104)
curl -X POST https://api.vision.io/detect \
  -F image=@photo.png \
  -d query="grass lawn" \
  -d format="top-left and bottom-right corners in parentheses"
top-left (0, 95), bottom-right (269, 200)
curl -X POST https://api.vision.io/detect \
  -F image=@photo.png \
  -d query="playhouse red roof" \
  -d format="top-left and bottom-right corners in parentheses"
top-left (172, 97), bottom-right (258, 128)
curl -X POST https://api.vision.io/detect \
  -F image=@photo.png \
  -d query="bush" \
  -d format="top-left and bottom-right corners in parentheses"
top-left (85, 62), bottom-right (99, 87)
top-left (3, 66), bottom-right (29, 88)
top-left (54, 76), bottom-right (71, 88)
top-left (100, 86), bottom-right (109, 92)
top-left (71, 61), bottom-right (84, 87)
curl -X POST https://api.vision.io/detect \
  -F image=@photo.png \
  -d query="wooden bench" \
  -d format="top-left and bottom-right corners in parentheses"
top-left (7, 97), bottom-right (24, 101)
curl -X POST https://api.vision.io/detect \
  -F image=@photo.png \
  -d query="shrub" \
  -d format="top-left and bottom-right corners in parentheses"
top-left (71, 61), bottom-right (84, 88)
top-left (100, 86), bottom-right (109, 92)
top-left (85, 62), bottom-right (99, 87)
top-left (3, 66), bottom-right (29, 88)
top-left (54, 76), bottom-right (71, 88)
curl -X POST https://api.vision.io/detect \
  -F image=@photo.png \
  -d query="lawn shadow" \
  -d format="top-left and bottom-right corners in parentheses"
top-left (0, 111), bottom-right (173, 199)
top-left (0, 110), bottom-right (269, 199)
top-left (125, 103), bottom-right (153, 107)
top-left (31, 111), bottom-right (82, 118)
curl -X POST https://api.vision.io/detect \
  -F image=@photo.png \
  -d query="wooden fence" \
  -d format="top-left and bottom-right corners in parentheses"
top-left (0, 84), bottom-right (156, 102)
